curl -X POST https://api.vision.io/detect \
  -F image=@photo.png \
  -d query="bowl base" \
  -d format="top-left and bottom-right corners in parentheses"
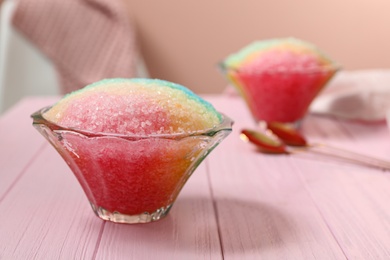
top-left (90, 202), bottom-right (172, 224)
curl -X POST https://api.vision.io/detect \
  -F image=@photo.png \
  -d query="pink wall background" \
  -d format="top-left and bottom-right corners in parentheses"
top-left (126, 0), bottom-right (390, 94)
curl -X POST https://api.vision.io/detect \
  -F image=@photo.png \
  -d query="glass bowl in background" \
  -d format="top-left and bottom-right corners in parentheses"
top-left (219, 63), bottom-right (340, 124)
top-left (31, 107), bottom-right (233, 224)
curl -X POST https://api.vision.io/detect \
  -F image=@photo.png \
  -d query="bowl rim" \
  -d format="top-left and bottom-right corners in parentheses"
top-left (218, 61), bottom-right (342, 75)
top-left (31, 106), bottom-right (233, 140)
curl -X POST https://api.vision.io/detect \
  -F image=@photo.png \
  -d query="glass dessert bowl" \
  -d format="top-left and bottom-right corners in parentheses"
top-left (219, 63), bottom-right (340, 124)
top-left (32, 107), bottom-right (233, 224)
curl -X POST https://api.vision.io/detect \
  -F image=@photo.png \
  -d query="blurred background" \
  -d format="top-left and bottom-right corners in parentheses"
top-left (126, 0), bottom-right (390, 93)
top-left (1, 0), bottom-right (390, 113)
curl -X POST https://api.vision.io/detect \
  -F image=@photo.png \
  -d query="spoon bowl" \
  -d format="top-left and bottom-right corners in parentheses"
top-left (241, 126), bottom-right (390, 171)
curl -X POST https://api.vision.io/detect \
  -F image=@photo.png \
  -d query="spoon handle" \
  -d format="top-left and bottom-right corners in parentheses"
top-left (291, 143), bottom-right (390, 171)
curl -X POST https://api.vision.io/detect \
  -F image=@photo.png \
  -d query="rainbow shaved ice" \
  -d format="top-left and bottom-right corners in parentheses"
top-left (223, 37), bottom-right (334, 71)
top-left (36, 78), bottom-right (231, 223)
top-left (221, 37), bottom-right (339, 122)
top-left (44, 78), bottom-right (222, 135)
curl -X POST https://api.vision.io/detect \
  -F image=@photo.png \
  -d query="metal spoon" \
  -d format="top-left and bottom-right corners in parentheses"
top-left (241, 125), bottom-right (390, 171)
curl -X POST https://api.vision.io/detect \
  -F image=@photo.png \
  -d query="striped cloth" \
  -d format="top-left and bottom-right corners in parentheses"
top-left (11, 0), bottom-right (138, 93)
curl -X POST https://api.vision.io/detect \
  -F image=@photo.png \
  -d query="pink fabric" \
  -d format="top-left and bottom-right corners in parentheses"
top-left (11, 0), bottom-right (138, 93)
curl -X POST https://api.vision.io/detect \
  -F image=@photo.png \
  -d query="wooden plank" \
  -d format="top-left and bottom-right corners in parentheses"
top-left (294, 115), bottom-right (390, 259)
top-left (338, 118), bottom-right (390, 159)
top-left (95, 162), bottom-right (223, 260)
top-left (292, 158), bottom-right (390, 259)
top-left (0, 144), bottom-right (102, 259)
top-left (0, 97), bottom-right (59, 200)
top-left (207, 139), bottom-right (346, 259)
top-left (204, 97), bottom-right (346, 259)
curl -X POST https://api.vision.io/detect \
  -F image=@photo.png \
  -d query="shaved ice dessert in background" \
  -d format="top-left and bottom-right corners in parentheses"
top-left (220, 37), bottom-right (339, 123)
top-left (32, 78), bottom-right (233, 224)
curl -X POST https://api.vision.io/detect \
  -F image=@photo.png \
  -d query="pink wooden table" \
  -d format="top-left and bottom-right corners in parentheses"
top-left (1, 95), bottom-right (390, 259)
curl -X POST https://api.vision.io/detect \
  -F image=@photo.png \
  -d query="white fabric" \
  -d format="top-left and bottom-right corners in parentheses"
top-left (310, 69), bottom-right (390, 121)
